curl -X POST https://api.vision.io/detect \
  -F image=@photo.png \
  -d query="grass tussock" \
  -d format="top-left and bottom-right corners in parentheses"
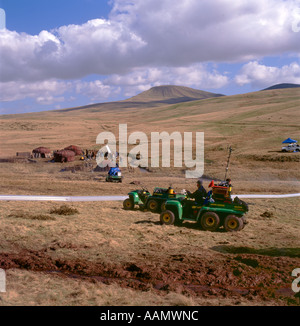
top-left (241, 154), bottom-right (300, 162)
top-left (213, 245), bottom-right (300, 258)
top-left (49, 204), bottom-right (79, 216)
top-left (8, 210), bottom-right (55, 221)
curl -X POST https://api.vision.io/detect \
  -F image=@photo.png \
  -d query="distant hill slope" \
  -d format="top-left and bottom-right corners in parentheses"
top-left (1, 87), bottom-right (299, 162)
top-left (262, 83), bottom-right (300, 91)
top-left (126, 85), bottom-right (224, 103)
top-left (60, 85), bottom-right (225, 113)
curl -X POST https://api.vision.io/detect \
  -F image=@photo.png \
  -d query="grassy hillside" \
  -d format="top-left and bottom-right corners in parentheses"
top-left (1, 87), bottom-right (299, 164)
top-left (0, 87), bottom-right (299, 185)
top-left (0, 86), bottom-right (299, 306)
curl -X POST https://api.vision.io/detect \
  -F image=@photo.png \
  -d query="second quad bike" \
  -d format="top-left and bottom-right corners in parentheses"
top-left (123, 187), bottom-right (186, 212)
top-left (160, 181), bottom-right (249, 232)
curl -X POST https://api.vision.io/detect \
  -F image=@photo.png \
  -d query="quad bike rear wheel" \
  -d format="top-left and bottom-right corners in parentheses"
top-left (224, 215), bottom-right (244, 232)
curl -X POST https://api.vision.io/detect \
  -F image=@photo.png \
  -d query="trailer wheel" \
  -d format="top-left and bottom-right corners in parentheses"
top-left (241, 216), bottom-right (248, 229)
top-left (123, 198), bottom-right (134, 210)
top-left (160, 201), bottom-right (166, 212)
top-left (160, 210), bottom-right (175, 225)
top-left (147, 199), bottom-right (159, 212)
top-left (224, 215), bottom-right (243, 232)
top-left (200, 212), bottom-right (220, 231)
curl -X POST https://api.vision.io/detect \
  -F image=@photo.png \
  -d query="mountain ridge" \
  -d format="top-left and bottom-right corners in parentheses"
top-left (61, 83), bottom-right (298, 113)
top-left (2, 83), bottom-right (299, 116)
top-left (58, 85), bottom-right (225, 113)
top-left (125, 85), bottom-right (224, 103)
top-left (262, 83), bottom-right (300, 91)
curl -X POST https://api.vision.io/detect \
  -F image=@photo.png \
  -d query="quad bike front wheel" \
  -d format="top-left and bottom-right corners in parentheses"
top-left (224, 215), bottom-right (244, 232)
top-left (160, 210), bottom-right (175, 225)
top-left (123, 198), bottom-right (134, 210)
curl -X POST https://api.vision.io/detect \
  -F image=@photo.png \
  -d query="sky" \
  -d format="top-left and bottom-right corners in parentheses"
top-left (0, 0), bottom-right (300, 114)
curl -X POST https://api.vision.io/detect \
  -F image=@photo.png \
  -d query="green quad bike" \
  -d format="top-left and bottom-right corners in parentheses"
top-left (123, 187), bottom-right (186, 212)
top-left (160, 183), bottom-right (249, 232)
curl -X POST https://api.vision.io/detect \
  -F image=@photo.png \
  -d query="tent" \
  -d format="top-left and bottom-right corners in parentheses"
top-left (32, 146), bottom-right (52, 158)
top-left (64, 145), bottom-right (83, 156)
top-left (282, 138), bottom-right (297, 144)
top-left (54, 150), bottom-right (75, 163)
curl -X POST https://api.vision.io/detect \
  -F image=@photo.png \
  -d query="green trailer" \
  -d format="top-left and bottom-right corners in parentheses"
top-left (123, 188), bottom-right (151, 210)
top-left (160, 184), bottom-right (249, 232)
top-left (123, 187), bottom-right (186, 212)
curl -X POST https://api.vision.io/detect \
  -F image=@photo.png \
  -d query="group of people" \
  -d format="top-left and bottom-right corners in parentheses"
top-left (81, 149), bottom-right (97, 160)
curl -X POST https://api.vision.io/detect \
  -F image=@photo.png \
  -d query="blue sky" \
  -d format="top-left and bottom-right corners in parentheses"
top-left (0, 0), bottom-right (112, 34)
top-left (0, 0), bottom-right (300, 114)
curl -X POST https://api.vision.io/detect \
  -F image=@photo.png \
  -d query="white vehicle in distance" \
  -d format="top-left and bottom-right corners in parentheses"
top-left (281, 143), bottom-right (300, 152)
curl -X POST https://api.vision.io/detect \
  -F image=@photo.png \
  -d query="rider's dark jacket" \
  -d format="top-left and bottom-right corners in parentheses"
top-left (189, 186), bottom-right (207, 204)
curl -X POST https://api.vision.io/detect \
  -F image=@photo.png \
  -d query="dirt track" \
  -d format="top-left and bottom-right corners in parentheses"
top-left (1, 242), bottom-right (299, 304)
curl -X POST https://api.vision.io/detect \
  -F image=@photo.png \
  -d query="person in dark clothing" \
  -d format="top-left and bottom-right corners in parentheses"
top-left (187, 179), bottom-right (207, 204)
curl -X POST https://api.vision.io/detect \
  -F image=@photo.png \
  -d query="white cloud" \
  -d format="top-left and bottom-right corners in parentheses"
top-left (110, 0), bottom-right (300, 63)
top-left (36, 96), bottom-right (65, 105)
top-left (0, 79), bottom-right (71, 103)
top-left (0, 18), bottom-right (145, 82)
top-left (0, 78), bottom-right (123, 104)
top-left (106, 64), bottom-right (229, 97)
top-left (75, 80), bottom-right (121, 101)
top-left (0, 0), bottom-right (299, 84)
top-left (235, 61), bottom-right (300, 88)
top-left (0, 64), bottom-right (228, 104)
top-left (1, 0), bottom-right (300, 109)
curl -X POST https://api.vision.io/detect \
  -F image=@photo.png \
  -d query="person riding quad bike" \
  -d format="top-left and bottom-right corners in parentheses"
top-left (186, 179), bottom-right (207, 205)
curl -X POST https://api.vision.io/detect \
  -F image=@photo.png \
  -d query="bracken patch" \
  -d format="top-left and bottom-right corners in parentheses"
top-left (49, 205), bottom-right (79, 215)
